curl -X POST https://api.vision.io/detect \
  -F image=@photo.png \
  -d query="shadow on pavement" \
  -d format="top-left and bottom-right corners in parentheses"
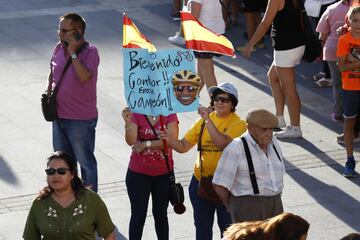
top-left (279, 138), bottom-right (360, 186)
top-left (285, 160), bottom-right (360, 231)
top-left (0, 155), bottom-right (18, 185)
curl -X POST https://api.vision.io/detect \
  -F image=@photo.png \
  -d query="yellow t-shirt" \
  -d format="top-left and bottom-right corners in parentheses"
top-left (184, 112), bottom-right (246, 180)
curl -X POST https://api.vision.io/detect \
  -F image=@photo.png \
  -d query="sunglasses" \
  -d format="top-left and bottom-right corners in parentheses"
top-left (45, 167), bottom-right (71, 176)
top-left (174, 85), bottom-right (198, 92)
top-left (213, 96), bottom-right (231, 103)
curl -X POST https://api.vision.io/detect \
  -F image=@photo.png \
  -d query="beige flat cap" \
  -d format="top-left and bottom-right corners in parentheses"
top-left (246, 108), bottom-right (278, 128)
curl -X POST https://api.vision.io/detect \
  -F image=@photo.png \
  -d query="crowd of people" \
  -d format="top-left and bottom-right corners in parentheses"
top-left (20, 1), bottom-right (360, 238)
top-left (170, 0), bottom-right (360, 175)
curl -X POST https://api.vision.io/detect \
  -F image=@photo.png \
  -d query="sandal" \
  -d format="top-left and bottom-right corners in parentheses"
top-left (312, 77), bottom-right (333, 88)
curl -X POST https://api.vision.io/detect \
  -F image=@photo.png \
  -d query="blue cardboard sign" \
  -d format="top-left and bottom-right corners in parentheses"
top-left (123, 48), bottom-right (197, 116)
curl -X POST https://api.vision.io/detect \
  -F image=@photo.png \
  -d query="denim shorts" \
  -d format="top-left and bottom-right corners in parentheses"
top-left (343, 90), bottom-right (360, 118)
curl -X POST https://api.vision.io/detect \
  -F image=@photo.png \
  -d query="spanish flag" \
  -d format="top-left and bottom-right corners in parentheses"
top-left (181, 12), bottom-right (234, 57)
top-left (123, 14), bottom-right (157, 52)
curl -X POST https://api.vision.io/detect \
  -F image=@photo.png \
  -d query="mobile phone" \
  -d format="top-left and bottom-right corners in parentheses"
top-left (73, 31), bottom-right (82, 41)
top-left (64, 31), bottom-right (82, 47)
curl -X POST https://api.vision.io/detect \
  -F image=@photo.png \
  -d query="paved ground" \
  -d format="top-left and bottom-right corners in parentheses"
top-left (0, 0), bottom-right (359, 239)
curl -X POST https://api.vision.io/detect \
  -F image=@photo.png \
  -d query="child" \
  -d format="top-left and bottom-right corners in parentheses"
top-left (337, 6), bottom-right (360, 178)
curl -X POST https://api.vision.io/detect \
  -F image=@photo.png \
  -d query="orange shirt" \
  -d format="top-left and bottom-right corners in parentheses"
top-left (337, 32), bottom-right (360, 90)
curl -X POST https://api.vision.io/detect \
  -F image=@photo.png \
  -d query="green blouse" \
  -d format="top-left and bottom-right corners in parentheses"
top-left (23, 188), bottom-right (114, 240)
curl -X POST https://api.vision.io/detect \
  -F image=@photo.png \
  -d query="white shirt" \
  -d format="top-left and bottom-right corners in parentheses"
top-left (305, 0), bottom-right (337, 17)
top-left (213, 131), bottom-right (285, 196)
top-left (188, 0), bottom-right (225, 34)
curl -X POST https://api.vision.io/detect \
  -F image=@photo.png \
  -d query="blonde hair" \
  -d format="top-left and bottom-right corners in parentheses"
top-left (224, 212), bottom-right (310, 240)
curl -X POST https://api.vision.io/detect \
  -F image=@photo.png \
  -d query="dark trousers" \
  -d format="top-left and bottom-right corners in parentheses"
top-left (126, 169), bottom-right (171, 240)
top-left (189, 175), bottom-right (231, 240)
top-left (228, 194), bottom-right (283, 223)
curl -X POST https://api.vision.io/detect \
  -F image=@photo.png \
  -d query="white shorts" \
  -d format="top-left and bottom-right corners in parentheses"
top-left (273, 45), bottom-right (305, 67)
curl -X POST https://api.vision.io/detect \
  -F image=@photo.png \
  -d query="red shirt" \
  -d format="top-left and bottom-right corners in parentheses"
top-left (128, 113), bottom-right (178, 176)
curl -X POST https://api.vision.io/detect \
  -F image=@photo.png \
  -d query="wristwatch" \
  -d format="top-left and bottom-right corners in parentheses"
top-left (70, 53), bottom-right (77, 60)
top-left (145, 140), bottom-right (152, 148)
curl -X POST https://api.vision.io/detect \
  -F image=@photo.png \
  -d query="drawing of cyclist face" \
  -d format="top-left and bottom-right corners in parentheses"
top-left (172, 70), bottom-right (201, 106)
top-left (173, 82), bottom-right (199, 105)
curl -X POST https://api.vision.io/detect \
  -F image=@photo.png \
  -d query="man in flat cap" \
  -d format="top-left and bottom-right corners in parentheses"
top-left (212, 108), bottom-right (285, 223)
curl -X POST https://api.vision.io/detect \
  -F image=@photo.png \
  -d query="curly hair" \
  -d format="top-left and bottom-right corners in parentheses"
top-left (223, 212), bottom-right (310, 240)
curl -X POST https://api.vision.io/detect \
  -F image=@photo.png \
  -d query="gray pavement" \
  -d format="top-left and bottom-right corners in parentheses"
top-left (0, 0), bottom-right (359, 239)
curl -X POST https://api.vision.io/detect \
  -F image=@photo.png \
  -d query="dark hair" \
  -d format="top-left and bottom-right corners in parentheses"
top-left (350, 6), bottom-right (360, 20)
top-left (224, 212), bottom-right (309, 240)
top-left (60, 13), bottom-right (86, 34)
top-left (341, 233), bottom-right (360, 240)
top-left (210, 89), bottom-right (238, 112)
top-left (47, 151), bottom-right (85, 198)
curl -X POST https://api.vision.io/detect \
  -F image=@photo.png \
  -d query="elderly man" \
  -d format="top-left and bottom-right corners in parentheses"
top-left (213, 108), bottom-right (285, 223)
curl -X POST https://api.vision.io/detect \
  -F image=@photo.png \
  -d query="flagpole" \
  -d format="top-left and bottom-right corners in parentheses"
top-left (159, 116), bottom-right (169, 157)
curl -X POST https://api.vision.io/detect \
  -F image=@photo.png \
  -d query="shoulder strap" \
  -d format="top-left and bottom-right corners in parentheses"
top-left (144, 116), bottom-right (174, 179)
top-left (144, 115), bottom-right (160, 140)
top-left (241, 137), bottom-right (259, 195)
top-left (272, 144), bottom-right (282, 162)
top-left (197, 121), bottom-right (206, 177)
top-left (52, 42), bottom-right (89, 96)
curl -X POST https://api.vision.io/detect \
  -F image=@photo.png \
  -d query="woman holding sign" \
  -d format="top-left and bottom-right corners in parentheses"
top-left (122, 107), bottom-right (179, 240)
top-left (161, 82), bottom-right (247, 240)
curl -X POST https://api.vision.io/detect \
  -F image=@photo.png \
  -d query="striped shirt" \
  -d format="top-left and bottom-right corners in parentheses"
top-left (213, 131), bottom-right (285, 196)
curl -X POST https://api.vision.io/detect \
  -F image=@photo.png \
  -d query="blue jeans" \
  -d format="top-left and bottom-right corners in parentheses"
top-left (126, 169), bottom-right (171, 240)
top-left (189, 175), bottom-right (231, 240)
top-left (52, 118), bottom-right (98, 192)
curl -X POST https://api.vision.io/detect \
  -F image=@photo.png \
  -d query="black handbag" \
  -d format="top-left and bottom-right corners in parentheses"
top-left (41, 43), bottom-right (88, 121)
top-left (41, 93), bottom-right (58, 121)
top-left (300, 4), bottom-right (322, 63)
top-left (144, 116), bottom-right (186, 214)
top-left (41, 57), bottom-right (72, 122)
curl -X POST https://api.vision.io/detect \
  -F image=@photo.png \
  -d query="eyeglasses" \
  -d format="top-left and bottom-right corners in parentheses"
top-left (174, 85), bottom-right (198, 92)
top-left (57, 28), bottom-right (73, 34)
top-left (213, 96), bottom-right (231, 103)
top-left (45, 167), bottom-right (71, 176)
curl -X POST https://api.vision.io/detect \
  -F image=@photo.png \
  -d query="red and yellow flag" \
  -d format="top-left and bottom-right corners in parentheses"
top-left (181, 12), bottom-right (234, 57)
top-left (123, 14), bottom-right (157, 52)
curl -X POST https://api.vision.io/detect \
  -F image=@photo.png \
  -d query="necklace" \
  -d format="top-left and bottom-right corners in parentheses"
top-left (152, 116), bottom-right (157, 121)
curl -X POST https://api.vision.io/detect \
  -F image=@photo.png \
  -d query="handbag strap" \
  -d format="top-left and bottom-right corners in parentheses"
top-left (144, 116), bottom-right (176, 183)
top-left (241, 137), bottom-right (260, 195)
top-left (51, 42), bottom-right (89, 96)
top-left (197, 121), bottom-right (206, 178)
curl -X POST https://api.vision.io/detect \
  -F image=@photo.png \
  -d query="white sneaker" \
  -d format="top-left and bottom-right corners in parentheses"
top-left (276, 115), bottom-right (286, 128)
top-left (274, 126), bottom-right (302, 139)
top-left (168, 32), bottom-right (185, 46)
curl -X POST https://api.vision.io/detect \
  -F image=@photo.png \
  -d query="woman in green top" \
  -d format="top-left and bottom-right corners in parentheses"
top-left (23, 151), bottom-right (115, 240)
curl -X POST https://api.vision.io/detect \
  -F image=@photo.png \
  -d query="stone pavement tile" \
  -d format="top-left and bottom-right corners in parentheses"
top-left (0, 210), bottom-right (28, 239)
top-left (95, 149), bottom-right (128, 184)
top-left (0, 171), bottom-right (45, 198)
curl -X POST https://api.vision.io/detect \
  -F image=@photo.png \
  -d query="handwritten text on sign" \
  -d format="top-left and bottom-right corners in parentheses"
top-left (123, 48), bottom-right (196, 115)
